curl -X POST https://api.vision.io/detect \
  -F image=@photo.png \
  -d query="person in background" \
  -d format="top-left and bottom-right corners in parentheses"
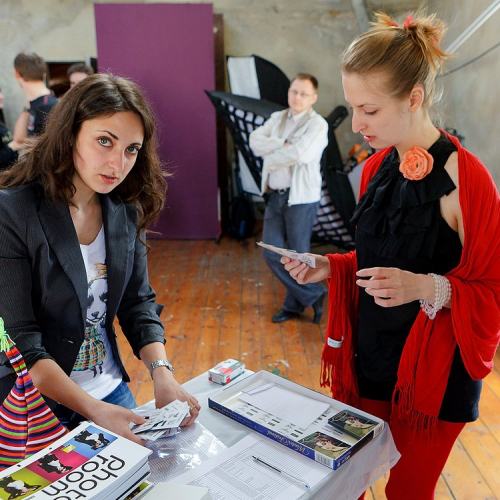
top-left (12, 51), bottom-right (58, 143)
top-left (67, 62), bottom-right (94, 88)
top-left (249, 73), bottom-right (328, 324)
top-left (0, 73), bottom-right (201, 444)
top-left (0, 86), bottom-right (19, 170)
top-left (281, 11), bottom-right (500, 500)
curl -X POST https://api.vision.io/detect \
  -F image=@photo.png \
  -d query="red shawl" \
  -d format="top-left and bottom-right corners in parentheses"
top-left (321, 133), bottom-right (500, 430)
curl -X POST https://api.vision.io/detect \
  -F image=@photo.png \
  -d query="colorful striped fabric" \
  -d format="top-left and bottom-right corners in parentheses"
top-left (0, 319), bottom-right (68, 470)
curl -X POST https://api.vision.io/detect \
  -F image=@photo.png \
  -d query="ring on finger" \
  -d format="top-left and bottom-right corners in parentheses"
top-left (189, 404), bottom-right (196, 411)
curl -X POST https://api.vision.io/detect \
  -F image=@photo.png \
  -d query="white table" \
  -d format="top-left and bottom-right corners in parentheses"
top-left (182, 370), bottom-right (400, 500)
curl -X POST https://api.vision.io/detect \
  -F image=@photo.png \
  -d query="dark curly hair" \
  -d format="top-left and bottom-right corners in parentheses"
top-left (0, 73), bottom-right (168, 239)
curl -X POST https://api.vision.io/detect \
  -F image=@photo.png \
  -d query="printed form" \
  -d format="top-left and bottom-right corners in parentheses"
top-left (240, 382), bottom-right (330, 429)
top-left (173, 433), bottom-right (332, 500)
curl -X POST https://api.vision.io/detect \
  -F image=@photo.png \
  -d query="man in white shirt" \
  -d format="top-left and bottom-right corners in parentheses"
top-left (250, 74), bottom-right (328, 323)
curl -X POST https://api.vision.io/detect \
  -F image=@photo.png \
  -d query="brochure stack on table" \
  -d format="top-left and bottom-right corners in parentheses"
top-left (0, 422), bottom-right (152, 500)
top-left (208, 371), bottom-right (384, 471)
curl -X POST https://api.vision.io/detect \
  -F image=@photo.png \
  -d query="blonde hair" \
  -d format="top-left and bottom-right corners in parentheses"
top-left (340, 11), bottom-right (453, 107)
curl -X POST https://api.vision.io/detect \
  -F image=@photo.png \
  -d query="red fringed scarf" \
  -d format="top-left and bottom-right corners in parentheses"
top-left (321, 132), bottom-right (500, 432)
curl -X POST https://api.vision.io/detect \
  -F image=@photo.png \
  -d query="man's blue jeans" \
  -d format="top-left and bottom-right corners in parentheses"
top-left (262, 190), bottom-right (326, 313)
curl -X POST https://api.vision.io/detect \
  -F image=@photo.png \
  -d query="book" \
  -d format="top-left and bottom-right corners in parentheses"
top-left (0, 421), bottom-right (152, 500)
top-left (122, 479), bottom-right (155, 500)
top-left (208, 371), bottom-right (384, 470)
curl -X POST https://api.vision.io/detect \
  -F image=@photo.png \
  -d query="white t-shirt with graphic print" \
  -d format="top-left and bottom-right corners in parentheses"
top-left (70, 226), bottom-right (122, 400)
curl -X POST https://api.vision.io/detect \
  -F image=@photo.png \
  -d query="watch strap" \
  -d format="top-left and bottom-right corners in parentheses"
top-left (150, 359), bottom-right (175, 378)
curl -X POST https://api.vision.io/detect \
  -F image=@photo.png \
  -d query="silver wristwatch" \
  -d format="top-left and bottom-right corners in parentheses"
top-left (150, 359), bottom-right (175, 379)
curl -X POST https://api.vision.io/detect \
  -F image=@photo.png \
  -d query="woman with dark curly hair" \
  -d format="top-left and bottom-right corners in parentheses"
top-left (0, 73), bottom-right (200, 443)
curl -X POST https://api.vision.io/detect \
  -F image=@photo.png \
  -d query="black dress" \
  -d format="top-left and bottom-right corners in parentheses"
top-left (351, 133), bottom-right (480, 422)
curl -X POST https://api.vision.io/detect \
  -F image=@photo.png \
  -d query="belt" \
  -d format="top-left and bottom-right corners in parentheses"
top-left (270, 188), bottom-right (290, 195)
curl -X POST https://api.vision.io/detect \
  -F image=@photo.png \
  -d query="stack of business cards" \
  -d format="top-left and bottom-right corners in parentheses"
top-left (131, 400), bottom-right (189, 441)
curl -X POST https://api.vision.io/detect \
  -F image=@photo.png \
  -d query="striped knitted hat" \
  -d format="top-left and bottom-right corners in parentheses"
top-left (0, 318), bottom-right (68, 469)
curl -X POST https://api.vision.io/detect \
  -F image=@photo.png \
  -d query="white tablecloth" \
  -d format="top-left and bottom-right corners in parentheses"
top-left (182, 370), bottom-right (400, 500)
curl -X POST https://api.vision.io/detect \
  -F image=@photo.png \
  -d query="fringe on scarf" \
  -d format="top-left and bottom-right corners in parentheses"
top-left (320, 252), bottom-right (359, 407)
top-left (393, 383), bottom-right (438, 440)
top-left (320, 345), bottom-right (359, 408)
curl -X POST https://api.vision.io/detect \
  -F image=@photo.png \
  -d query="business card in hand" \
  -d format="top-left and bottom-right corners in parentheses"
top-left (131, 399), bottom-right (189, 441)
top-left (257, 241), bottom-right (316, 268)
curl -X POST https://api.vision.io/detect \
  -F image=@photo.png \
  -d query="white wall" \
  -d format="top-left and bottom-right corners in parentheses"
top-left (0, 0), bottom-right (373, 166)
top-left (429, 0), bottom-right (500, 186)
top-left (2, 0), bottom-right (497, 186)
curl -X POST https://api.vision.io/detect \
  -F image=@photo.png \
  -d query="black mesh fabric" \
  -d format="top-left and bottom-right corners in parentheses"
top-left (205, 91), bottom-right (284, 188)
top-left (205, 91), bottom-right (357, 249)
top-left (253, 55), bottom-right (290, 107)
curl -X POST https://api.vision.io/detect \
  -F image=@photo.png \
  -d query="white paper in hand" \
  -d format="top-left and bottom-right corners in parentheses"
top-left (131, 400), bottom-right (188, 441)
top-left (256, 241), bottom-right (316, 268)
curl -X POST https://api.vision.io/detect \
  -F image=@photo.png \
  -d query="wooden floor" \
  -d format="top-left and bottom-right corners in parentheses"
top-left (117, 235), bottom-right (500, 500)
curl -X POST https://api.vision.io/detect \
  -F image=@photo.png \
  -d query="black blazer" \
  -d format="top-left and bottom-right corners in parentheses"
top-left (0, 184), bottom-right (165, 401)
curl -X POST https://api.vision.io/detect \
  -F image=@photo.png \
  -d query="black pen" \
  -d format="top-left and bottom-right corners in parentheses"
top-left (251, 455), bottom-right (310, 490)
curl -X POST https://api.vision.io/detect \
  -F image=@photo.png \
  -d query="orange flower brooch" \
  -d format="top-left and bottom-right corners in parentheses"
top-left (399, 146), bottom-right (434, 181)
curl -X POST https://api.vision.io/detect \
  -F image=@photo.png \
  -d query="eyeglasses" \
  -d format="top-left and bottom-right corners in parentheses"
top-left (288, 89), bottom-right (315, 98)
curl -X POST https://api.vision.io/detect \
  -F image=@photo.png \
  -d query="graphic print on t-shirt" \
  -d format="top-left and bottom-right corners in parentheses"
top-left (73, 263), bottom-right (108, 377)
top-left (71, 227), bottom-right (121, 399)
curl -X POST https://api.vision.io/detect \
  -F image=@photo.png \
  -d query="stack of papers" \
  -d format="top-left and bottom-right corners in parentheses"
top-left (172, 433), bottom-right (332, 500)
top-left (0, 422), bottom-right (152, 500)
top-left (240, 381), bottom-right (329, 429)
top-left (131, 400), bottom-right (189, 441)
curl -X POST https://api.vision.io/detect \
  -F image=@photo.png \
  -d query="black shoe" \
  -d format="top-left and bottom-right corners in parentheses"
top-left (271, 309), bottom-right (299, 323)
top-left (312, 289), bottom-right (328, 324)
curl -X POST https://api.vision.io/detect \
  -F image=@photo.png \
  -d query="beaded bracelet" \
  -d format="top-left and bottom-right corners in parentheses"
top-left (419, 273), bottom-right (451, 320)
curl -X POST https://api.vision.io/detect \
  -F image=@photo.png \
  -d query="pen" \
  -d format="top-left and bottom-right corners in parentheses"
top-left (251, 455), bottom-right (310, 490)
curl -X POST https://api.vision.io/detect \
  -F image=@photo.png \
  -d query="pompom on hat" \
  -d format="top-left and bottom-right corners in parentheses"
top-left (0, 318), bottom-right (68, 470)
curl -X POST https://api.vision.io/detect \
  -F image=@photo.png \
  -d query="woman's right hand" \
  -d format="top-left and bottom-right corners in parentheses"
top-left (281, 254), bottom-right (330, 284)
top-left (91, 400), bottom-right (147, 445)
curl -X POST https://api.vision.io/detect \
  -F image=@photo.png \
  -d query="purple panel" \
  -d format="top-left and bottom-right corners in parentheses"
top-left (95, 3), bottom-right (218, 238)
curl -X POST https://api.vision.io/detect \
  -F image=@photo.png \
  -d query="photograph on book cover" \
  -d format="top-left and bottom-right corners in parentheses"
top-left (328, 410), bottom-right (379, 440)
top-left (0, 472), bottom-right (44, 499)
top-left (298, 431), bottom-right (350, 459)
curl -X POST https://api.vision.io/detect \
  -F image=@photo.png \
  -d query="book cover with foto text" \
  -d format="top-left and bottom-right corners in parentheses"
top-left (0, 422), bottom-right (152, 500)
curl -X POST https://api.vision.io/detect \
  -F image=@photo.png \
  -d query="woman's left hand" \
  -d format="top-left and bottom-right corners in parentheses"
top-left (152, 370), bottom-right (201, 426)
top-left (356, 267), bottom-right (434, 307)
